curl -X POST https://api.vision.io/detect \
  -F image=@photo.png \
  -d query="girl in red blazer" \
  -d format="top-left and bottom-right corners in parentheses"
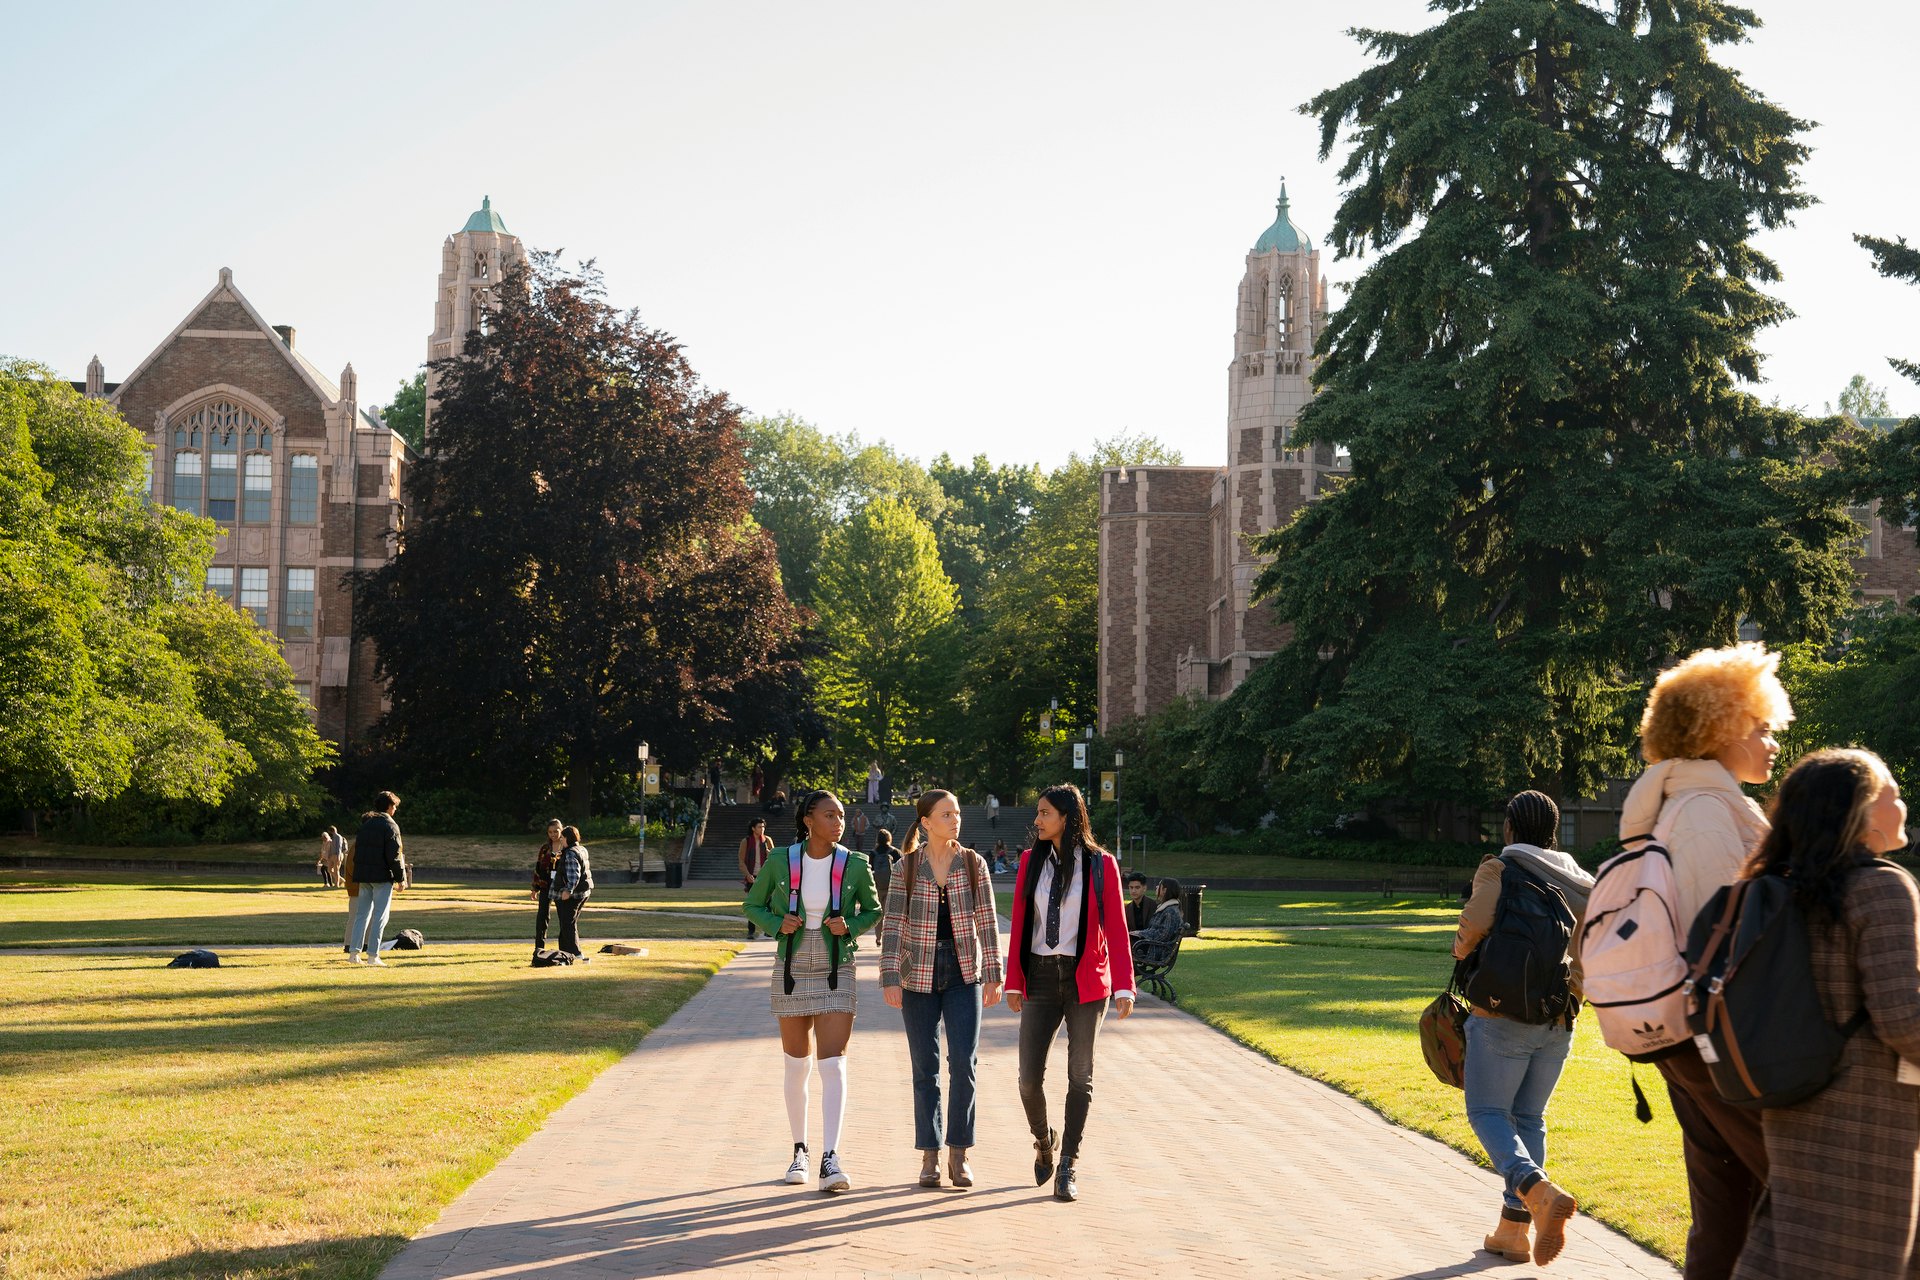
top-left (1005, 782), bottom-right (1134, 1202)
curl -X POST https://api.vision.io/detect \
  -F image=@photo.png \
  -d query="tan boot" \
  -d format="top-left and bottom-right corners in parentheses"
top-left (948, 1146), bottom-right (973, 1188)
top-left (1482, 1212), bottom-right (1530, 1263)
top-left (1522, 1177), bottom-right (1577, 1266)
top-left (918, 1149), bottom-right (941, 1188)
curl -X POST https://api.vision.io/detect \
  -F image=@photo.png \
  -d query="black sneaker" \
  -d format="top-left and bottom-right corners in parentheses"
top-left (819, 1149), bottom-right (851, 1193)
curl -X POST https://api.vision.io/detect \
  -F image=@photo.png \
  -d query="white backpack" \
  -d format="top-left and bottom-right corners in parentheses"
top-left (1580, 811), bottom-right (1693, 1058)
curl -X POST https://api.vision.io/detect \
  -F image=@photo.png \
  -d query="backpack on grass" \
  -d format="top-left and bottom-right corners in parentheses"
top-left (391, 929), bottom-right (425, 951)
top-left (1682, 874), bottom-right (1868, 1109)
top-left (531, 949), bottom-right (574, 968)
top-left (1462, 858), bottom-right (1576, 1025)
top-left (167, 949), bottom-right (220, 969)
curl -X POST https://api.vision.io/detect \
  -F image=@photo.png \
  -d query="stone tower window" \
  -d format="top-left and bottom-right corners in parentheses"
top-left (475, 252), bottom-right (490, 281)
top-left (171, 451), bottom-right (202, 515)
top-left (207, 430), bottom-right (238, 522)
top-left (1277, 273), bottom-right (1295, 348)
top-left (244, 455), bottom-right (273, 523)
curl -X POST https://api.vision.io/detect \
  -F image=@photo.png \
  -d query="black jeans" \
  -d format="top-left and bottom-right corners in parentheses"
top-left (1657, 1045), bottom-right (1768, 1280)
top-left (557, 894), bottom-right (584, 956)
top-left (534, 889), bottom-right (552, 951)
top-left (1018, 954), bottom-right (1107, 1161)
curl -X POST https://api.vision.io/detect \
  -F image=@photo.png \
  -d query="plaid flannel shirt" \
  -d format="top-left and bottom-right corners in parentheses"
top-left (879, 846), bottom-right (1004, 992)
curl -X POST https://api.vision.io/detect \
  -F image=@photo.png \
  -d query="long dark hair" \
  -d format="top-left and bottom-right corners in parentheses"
top-left (1744, 748), bottom-right (1892, 916)
top-left (795, 789), bottom-right (842, 843)
top-left (1036, 782), bottom-right (1108, 859)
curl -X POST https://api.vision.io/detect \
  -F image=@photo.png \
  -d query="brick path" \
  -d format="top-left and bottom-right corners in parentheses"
top-left (381, 941), bottom-right (1677, 1280)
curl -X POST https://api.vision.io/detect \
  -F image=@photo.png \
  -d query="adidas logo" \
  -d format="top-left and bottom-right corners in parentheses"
top-left (1488, 996), bottom-right (1502, 1008)
top-left (1635, 1022), bottom-right (1665, 1037)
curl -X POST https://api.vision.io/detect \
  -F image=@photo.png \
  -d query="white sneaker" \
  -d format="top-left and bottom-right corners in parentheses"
top-left (350, 954), bottom-right (368, 965)
top-left (784, 1144), bottom-right (809, 1185)
top-left (819, 1150), bottom-right (850, 1193)
top-left (368, 957), bottom-right (387, 967)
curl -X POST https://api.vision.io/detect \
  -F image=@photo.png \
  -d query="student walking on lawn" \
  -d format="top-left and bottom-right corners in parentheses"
top-left (743, 790), bottom-right (883, 1194)
top-left (740, 818), bottom-right (774, 940)
top-left (1452, 791), bottom-right (1594, 1267)
top-left (879, 789), bottom-right (1003, 1189)
top-left (347, 791), bottom-right (407, 965)
top-left (1005, 782), bottom-right (1134, 1203)
top-left (1615, 643), bottom-right (1790, 1280)
top-left (530, 819), bottom-right (563, 957)
top-left (552, 826), bottom-right (594, 961)
top-left (1732, 749), bottom-right (1914, 1280)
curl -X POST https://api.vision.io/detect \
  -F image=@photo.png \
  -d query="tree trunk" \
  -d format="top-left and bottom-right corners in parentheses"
top-left (567, 762), bottom-right (593, 826)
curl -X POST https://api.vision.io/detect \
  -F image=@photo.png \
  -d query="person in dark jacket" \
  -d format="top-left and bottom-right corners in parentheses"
top-left (347, 791), bottom-right (406, 966)
top-left (1123, 871), bottom-right (1155, 932)
top-left (530, 819), bottom-right (564, 957)
top-left (552, 825), bottom-right (594, 960)
top-left (1129, 878), bottom-right (1184, 968)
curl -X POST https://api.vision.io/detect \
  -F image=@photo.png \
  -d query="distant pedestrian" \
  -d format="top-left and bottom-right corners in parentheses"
top-left (1614, 643), bottom-right (1790, 1280)
top-left (708, 758), bottom-right (724, 794)
top-left (317, 826), bottom-right (344, 887)
top-left (553, 825), bottom-right (594, 961)
top-left (866, 761), bottom-right (883, 805)
top-left (986, 793), bottom-right (1000, 829)
top-left (347, 792), bottom-right (406, 966)
top-left (742, 790), bottom-right (882, 1194)
top-left (1453, 792), bottom-right (1594, 1267)
top-left (752, 764), bottom-right (765, 800)
top-left (741, 818), bottom-right (774, 939)
top-left (1129, 878), bottom-right (1185, 969)
top-left (1731, 749), bottom-right (1914, 1280)
top-left (850, 807), bottom-right (870, 853)
top-left (530, 819), bottom-right (564, 958)
top-left (1005, 782), bottom-right (1134, 1203)
top-left (881, 789), bottom-right (1004, 1189)
top-left (872, 828), bottom-right (897, 904)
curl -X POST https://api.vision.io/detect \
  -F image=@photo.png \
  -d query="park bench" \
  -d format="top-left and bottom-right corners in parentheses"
top-left (1135, 932), bottom-right (1183, 1005)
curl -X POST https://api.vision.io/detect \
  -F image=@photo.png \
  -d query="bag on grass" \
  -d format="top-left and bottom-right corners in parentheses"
top-left (531, 949), bottom-right (574, 968)
top-left (167, 949), bottom-right (220, 969)
top-left (1682, 873), bottom-right (1868, 1109)
top-left (1419, 959), bottom-right (1471, 1089)
top-left (391, 929), bottom-right (425, 951)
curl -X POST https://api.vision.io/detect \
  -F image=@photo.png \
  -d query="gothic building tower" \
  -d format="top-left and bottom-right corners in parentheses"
top-left (1098, 183), bottom-right (1340, 730)
top-left (425, 196), bottom-right (527, 437)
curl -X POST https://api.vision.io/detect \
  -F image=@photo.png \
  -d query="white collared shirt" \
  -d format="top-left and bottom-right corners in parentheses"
top-left (1029, 848), bottom-right (1085, 957)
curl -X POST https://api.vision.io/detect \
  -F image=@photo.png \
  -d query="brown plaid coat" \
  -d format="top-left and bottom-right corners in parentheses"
top-left (878, 845), bottom-right (1003, 992)
top-left (1735, 861), bottom-right (1920, 1280)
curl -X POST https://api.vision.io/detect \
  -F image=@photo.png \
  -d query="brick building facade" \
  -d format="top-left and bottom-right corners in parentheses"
top-left (80, 200), bottom-right (529, 751)
top-left (1098, 194), bottom-right (1918, 739)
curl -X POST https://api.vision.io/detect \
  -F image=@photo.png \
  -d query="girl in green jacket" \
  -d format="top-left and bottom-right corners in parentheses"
top-left (744, 789), bottom-right (883, 1193)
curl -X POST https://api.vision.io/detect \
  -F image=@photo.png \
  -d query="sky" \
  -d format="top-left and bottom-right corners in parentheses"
top-left (4, 1), bottom-right (1917, 471)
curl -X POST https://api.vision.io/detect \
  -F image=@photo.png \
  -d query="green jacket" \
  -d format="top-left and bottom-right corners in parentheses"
top-left (743, 843), bottom-right (884, 970)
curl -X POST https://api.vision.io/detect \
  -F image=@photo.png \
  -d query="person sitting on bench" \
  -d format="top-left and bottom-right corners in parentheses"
top-left (1129, 878), bottom-right (1184, 968)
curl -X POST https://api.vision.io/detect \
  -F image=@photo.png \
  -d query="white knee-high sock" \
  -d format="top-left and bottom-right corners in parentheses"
top-left (783, 1054), bottom-right (811, 1146)
top-left (818, 1054), bottom-right (848, 1153)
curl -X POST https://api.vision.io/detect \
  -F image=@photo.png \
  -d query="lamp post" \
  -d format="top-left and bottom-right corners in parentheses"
top-left (636, 740), bottom-right (650, 875)
top-left (1113, 749), bottom-right (1125, 860)
top-left (1084, 726), bottom-right (1094, 802)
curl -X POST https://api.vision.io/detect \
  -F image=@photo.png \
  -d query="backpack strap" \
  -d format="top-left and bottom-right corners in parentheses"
top-left (782, 843), bottom-right (804, 995)
top-left (825, 846), bottom-right (850, 990)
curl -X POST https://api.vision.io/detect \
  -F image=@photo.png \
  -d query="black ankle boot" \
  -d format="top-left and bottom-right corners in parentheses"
top-left (1053, 1157), bottom-right (1078, 1202)
top-left (1032, 1127), bottom-right (1057, 1186)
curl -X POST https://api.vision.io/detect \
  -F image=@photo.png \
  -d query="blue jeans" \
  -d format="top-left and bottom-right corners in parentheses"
top-left (1464, 1014), bottom-right (1572, 1211)
top-left (347, 882), bottom-right (394, 956)
top-left (900, 941), bottom-right (982, 1150)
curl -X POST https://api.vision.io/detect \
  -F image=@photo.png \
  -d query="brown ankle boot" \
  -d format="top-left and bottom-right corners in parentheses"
top-left (948, 1146), bottom-right (973, 1188)
top-left (918, 1149), bottom-right (941, 1188)
top-left (1482, 1211), bottom-right (1530, 1263)
top-left (1521, 1177), bottom-right (1577, 1266)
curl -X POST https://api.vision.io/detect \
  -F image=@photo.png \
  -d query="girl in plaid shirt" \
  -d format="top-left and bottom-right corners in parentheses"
top-left (880, 789), bottom-right (1004, 1189)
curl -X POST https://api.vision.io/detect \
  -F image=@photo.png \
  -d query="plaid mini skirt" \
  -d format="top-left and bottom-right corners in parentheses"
top-left (771, 927), bottom-right (856, 1017)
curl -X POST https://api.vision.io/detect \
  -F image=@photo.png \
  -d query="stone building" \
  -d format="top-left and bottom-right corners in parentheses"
top-left (1098, 185), bottom-right (1343, 730)
top-left (1097, 191), bottom-right (1918, 740)
top-left (78, 199), bottom-right (530, 750)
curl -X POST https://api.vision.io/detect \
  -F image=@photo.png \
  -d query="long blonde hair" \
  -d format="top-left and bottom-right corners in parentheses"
top-left (899, 790), bottom-right (979, 905)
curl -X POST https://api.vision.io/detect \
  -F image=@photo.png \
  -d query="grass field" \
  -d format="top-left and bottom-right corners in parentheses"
top-left (1175, 928), bottom-right (1689, 1264)
top-left (0, 939), bottom-right (739, 1280)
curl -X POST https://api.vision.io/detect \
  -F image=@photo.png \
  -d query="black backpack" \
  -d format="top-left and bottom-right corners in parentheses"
top-left (1682, 874), bottom-right (1868, 1109)
top-left (1463, 858), bottom-right (1576, 1025)
top-left (531, 949), bottom-right (575, 968)
top-left (391, 929), bottom-right (425, 951)
top-left (167, 949), bottom-right (220, 969)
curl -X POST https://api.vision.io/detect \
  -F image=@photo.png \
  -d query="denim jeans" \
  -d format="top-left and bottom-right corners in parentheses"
top-left (347, 881), bottom-right (394, 956)
top-left (1464, 1014), bottom-right (1573, 1211)
top-left (900, 940), bottom-right (982, 1150)
top-left (1017, 954), bottom-right (1106, 1160)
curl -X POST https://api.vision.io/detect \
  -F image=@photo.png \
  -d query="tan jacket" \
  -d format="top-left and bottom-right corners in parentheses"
top-left (1453, 845), bottom-right (1595, 1010)
top-left (1618, 758), bottom-right (1769, 935)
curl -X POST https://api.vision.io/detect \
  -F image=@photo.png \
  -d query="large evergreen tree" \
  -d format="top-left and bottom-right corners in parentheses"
top-left (355, 255), bottom-right (804, 818)
top-left (1226, 1), bottom-right (1860, 829)
top-left (1852, 232), bottom-right (1920, 548)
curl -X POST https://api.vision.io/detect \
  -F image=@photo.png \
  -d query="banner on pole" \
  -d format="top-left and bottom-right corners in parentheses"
top-left (1099, 771), bottom-right (1116, 800)
top-left (643, 766), bottom-right (662, 795)
top-left (1072, 742), bottom-right (1087, 770)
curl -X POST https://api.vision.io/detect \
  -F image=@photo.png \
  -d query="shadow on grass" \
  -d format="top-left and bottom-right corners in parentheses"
top-left (86, 1233), bottom-right (410, 1280)
top-left (0, 905), bottom-right (734, 949)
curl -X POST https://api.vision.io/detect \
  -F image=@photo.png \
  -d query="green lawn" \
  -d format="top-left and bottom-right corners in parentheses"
top-left (0, 940), bottom-right (739, 1280)
top-left (1175, 929), bottom-right (1687, 1264)
top-left (1, 833), bottom-right (671, 873)
top-left (0, 874), bottom-right (747, 949)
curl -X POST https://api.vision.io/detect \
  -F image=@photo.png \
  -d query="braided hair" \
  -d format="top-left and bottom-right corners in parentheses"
top-left (1506, 790), bottom-right (1560, 849)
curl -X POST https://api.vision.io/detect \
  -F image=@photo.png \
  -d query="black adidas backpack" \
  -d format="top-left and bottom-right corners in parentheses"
top-left (1682, 874), bottom-right (1868, 1109)
top-left (1463, 858), bottom-right (1577, 1025)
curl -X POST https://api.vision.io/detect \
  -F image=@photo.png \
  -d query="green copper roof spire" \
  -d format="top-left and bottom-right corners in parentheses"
top-left (1254, 179), bottom-right (1312, 254)
top-left (462, 196), bottom-right (510, 235)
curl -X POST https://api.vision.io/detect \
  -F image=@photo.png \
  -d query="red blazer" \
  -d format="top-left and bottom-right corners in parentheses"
top-left (1005, 845), bottom-right (1136, 1004)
